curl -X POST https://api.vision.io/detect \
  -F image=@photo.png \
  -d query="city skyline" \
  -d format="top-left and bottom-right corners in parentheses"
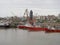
top-left (0, 0), bottom-right (60, 17)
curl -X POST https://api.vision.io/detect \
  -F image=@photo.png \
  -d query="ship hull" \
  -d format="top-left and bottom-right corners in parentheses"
top-left (45, 29), bottom-right (60, 33)
top-left (0, 25), bottom-right (10, 28)
top-left (17, 25), bottom-right (48, 31)
top-left (18, 25), bottom-right (60, 33)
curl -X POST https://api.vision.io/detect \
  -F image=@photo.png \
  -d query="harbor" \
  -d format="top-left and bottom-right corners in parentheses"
top-left (0, 0), bottom-right (60, 45)
top-left (0, 9), bottom-right (60, 33)
top-left (0, 28), bottom-right (60, 45)
top-left (0, 9), bottom-right (60, 45)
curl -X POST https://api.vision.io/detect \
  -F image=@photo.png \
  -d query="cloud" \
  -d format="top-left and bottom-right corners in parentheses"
top-left (0, 0), bottom-right (60, 17)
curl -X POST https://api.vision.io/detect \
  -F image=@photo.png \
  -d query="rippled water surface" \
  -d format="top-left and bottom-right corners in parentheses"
top-left (0, 28), bottom-right (60, 45)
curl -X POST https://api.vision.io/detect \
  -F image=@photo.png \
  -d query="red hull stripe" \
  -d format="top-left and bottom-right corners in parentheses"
top-left (17, 26), bottom-right (60, 33)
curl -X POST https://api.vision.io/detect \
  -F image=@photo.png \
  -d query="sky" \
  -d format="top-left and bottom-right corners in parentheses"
top-left (0, 0), bottom-right (60, 17)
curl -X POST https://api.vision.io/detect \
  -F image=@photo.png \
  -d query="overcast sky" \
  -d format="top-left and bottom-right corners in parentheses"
top-left (0, 0), bottom-right (60, 17)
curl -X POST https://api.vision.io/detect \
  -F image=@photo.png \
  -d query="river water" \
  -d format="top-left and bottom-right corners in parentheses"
top-left (0, 28), bottom-right (60, 45)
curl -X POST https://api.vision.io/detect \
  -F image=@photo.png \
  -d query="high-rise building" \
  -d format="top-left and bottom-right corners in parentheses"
top-left (30, 10), bottom-right (33, 20)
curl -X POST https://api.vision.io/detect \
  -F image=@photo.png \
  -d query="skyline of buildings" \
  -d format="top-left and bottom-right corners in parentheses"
top-left (0, 8), bottom-right (60, 17)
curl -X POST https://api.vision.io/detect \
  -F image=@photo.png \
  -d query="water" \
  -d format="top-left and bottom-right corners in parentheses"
top-left (0, 28), bottom-right (60, 45)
